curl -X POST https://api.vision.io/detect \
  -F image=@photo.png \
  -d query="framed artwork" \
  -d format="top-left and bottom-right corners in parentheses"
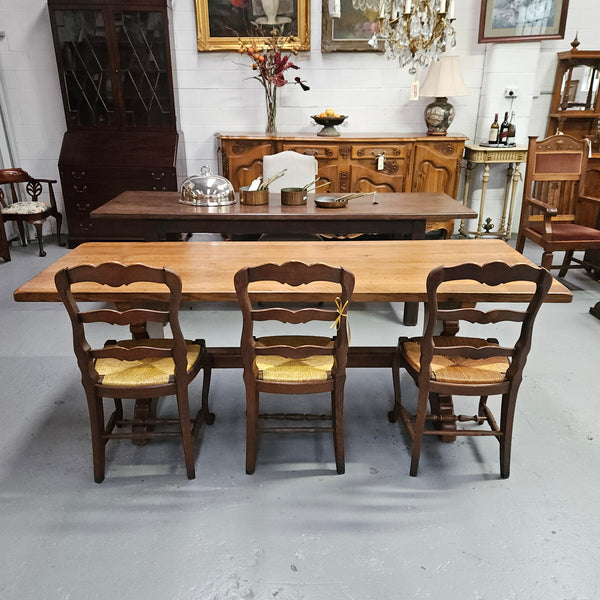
top-left (479, 0), bottom-right (569, 43)
top-left (195, 0), bottom-right (310, 51)
top-left (321, 0), bottom-right (381, 52)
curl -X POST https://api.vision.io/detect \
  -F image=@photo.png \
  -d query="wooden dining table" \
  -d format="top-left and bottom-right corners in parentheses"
top-left (90, 190), bottom-right (477, 241)
top-left (15, 239), bottom-right (571, 437)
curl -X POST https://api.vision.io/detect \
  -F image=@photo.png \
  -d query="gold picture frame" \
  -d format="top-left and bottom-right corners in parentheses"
top-left (195, 0), bottom-right (310, 51)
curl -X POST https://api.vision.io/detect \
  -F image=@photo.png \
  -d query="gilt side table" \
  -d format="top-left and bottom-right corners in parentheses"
top-left (459, 143), bottom-right (528, 241)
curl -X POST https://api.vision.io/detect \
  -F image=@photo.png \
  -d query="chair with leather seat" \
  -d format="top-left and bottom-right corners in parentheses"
top-left (55, 262), bottom-right (213, 483)
top-left (0, 167), bottom-right (64, 257)
top-left (234, 261), bottom-right (354, 474)
top-left (515, 134), bottom-right (600, 277)
top-left (389, 261), bottom-right (552, 478)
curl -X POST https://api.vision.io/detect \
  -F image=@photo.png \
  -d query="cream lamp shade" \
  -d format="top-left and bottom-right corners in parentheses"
top-left (420, 55), bottom-right (469, 136)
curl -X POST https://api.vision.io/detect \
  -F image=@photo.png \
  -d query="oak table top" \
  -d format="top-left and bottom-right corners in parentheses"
top-left (14, 239), bottom-right (572, 304)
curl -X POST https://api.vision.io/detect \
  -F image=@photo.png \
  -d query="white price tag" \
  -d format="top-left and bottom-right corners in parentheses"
top-left (376, 153), bottom-right (385, 170)
top-left (410, 79), bottom-right (419, 101)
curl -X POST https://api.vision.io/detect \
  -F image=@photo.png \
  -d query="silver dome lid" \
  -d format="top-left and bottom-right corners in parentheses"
top-left (179, 166), bottom-right (235, 207)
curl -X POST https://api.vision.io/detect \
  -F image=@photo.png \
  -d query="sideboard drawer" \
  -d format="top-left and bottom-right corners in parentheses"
top-left (351, 144), bottom-right (408, 160)
top-left (281, 143), bottom-right (339, 159)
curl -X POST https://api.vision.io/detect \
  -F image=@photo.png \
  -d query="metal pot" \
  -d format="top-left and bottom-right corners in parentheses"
top-left (179, 166), bottom-right (235, 206)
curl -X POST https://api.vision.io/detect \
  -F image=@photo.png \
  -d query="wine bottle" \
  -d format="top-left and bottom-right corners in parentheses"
top-left (499, 111), bottom-right (510, 145)
top-left (488, 113), bottom-right (499, 144)
top-left (507, 111), bottom-right (516, 145)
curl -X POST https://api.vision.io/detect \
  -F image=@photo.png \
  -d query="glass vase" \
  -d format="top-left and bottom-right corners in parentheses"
top-left (265, 87), bottom-right (277, 134)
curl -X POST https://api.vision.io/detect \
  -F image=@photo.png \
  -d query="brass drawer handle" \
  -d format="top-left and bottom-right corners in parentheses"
top-left (73, 185), bottom-right (87, 193)
top-left (152, 186), bottom-right (167, 191)
top-left (75, 201), bottom-right (90, 213)
top-left (71, 171), bottom-right (85, 179)
top-left (151, 171), bottom-right (165, 180)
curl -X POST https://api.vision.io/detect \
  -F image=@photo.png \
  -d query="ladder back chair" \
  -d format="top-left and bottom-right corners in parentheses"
top-left (390, 261), bottom-right (552, 478)
top-left (0, 167), bottom-right (64, 257)
top-left (55, 262), bottom-right (213, 483)
top-left (515, 134), bottom-right (600, 277)
top-left (234, 261), bottom-right (355, 475)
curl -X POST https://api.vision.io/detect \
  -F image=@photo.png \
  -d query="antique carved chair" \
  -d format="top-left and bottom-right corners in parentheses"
top-left (515, 134), bottom-right (600, 277)
top-left (55, 262), bottom-right (213, 483)
top-left (390, 261), bottom-right (552, 478)
top-left (0, 167), bottom-right (64, 257)
top-left (234, 261), bottom-right (354, 474)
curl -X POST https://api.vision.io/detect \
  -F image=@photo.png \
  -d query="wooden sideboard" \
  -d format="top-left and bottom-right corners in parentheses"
top-left (216, 132), bottom-right (467, 236)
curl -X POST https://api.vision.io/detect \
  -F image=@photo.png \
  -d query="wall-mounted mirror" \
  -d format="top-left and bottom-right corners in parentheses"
top-left (559, 65), bottom-right (600, 111)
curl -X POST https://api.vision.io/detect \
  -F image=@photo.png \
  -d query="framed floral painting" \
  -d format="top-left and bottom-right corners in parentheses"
top-left (478, 0), bottom-right (569, 43)
top-left (321, 0), bottom-right (381, 52)
top-left (195, 0), bottom-right (310, 51)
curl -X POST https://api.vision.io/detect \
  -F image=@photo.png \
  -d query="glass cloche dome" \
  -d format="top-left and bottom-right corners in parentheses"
top-left (179, 166), bottom-right (235, 206)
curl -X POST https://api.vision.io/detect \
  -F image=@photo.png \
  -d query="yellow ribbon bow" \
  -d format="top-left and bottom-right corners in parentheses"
top-left (330, 296), bottom-right (350, 343)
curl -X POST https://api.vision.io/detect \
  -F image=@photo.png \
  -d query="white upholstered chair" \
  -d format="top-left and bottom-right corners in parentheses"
top-left (262, 151), bottom-right (318, 192)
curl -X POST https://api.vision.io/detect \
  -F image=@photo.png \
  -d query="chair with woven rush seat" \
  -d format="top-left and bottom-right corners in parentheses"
top-left (0, 167), bottom-right (64, 257)
top-left (389, 261), bottom-right (552, 478)
top-left (55, 262), bottom-right (213, 483)
top-left (515, 134), bottom-right (600, 277)
top-left (234, 261), bottom-right (354, 475)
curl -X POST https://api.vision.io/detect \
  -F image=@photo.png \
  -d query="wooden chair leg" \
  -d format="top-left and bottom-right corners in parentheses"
top-left (175, 386), bottom-right (196, 480)
top-left (410, 388), bottom-right (429, 477)
top-left (515, 233), bottom-right (525, 254)
top-left (245, 383), bottom-right (259, 474)
top-left (388, 345), bottom-right (403, 423)
top-left (32, 220), bottom-right (46, 257)
top-left (541, 250), bottom-right (553, 271)
top-left (558, 250), bottom-right (574, 278)
top-left (332, 382), bottom-right (345, 474)
top-left (499, 391), bottom-right (518, 479)
top-left (16, 221), bottom-right (27, 246)
top-left (52, 211), bottom-right (65, 246)
top-left (200, 355), bottom-right (214, 425)
top-left (87, 393), bottom-right (106, 484)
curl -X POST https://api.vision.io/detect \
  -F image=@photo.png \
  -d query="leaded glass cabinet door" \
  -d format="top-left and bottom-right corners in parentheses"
top-left (114, 10), bottom-right (174, 128)
top-left (52, 9), bottom-right (117, 127)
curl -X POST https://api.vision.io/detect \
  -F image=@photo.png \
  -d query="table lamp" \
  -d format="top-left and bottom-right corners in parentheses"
top-left (420, 55), bottom-right (469, 136)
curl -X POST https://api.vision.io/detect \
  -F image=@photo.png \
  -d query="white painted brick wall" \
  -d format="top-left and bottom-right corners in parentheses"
top-left (0, 0), bottom-right (595, 235)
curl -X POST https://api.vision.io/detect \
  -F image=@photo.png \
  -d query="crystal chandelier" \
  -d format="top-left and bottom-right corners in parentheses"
top-left (355, 0), bottom-right (456, 74)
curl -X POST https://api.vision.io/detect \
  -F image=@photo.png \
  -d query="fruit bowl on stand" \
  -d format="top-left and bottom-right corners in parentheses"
top-left (311, 114), bottom-right (347, 136)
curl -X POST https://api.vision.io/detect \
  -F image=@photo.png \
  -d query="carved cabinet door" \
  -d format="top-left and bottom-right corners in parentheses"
top-left (411, 141), bottom-right (463, 236)
top-left (411, 141), bottom-right (461, 197)
top-left (222, 141), bottom-right (275, 189)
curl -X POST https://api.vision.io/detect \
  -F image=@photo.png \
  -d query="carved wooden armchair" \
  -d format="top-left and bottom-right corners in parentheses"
top-left (0, 167), bottom-right (64, 257)
top-left (515, 135), bottom-right (600, 277)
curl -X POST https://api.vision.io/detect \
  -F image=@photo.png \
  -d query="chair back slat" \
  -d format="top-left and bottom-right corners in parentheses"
top-left (429, 344), bottom-right (514, 359)
top-left (79, 308), bottom-right (170, 327)
top-left (437, 308), bottom-right (526, 324)
top-left (251, 307), bottom-right (338, 324)
top-left (255, 344), bottom-right (334, 359)
top-left (91, 345), bottom-right (173, 361)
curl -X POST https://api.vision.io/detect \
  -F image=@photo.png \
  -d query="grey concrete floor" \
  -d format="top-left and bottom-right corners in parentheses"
top-left (1, 235), bottom-right (599, 600)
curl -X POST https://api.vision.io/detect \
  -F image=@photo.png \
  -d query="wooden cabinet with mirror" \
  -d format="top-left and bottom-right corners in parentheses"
top-left (546, 38), bottom-right (600, 277)
top-left (546, 38), bottom-right (600, 163)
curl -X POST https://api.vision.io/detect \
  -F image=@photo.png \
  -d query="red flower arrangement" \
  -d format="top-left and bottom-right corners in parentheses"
top-left (239, 31), bottom-right (309, 133)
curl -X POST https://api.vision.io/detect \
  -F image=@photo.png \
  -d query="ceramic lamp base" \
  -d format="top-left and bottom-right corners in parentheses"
top-left (424, 97), bottom-right (455, 136)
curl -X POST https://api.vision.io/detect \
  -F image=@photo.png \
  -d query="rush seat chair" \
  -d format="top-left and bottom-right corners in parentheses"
top-left (234, 261), bottom-right (354, 475)
top-left (390, 261), bottom-right (552, 478)
top-left (55, 262), bottom-right (213, 483)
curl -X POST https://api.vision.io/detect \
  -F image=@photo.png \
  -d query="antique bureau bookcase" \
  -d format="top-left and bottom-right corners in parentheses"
top-left (48, 0), bottom-right (180, 246)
